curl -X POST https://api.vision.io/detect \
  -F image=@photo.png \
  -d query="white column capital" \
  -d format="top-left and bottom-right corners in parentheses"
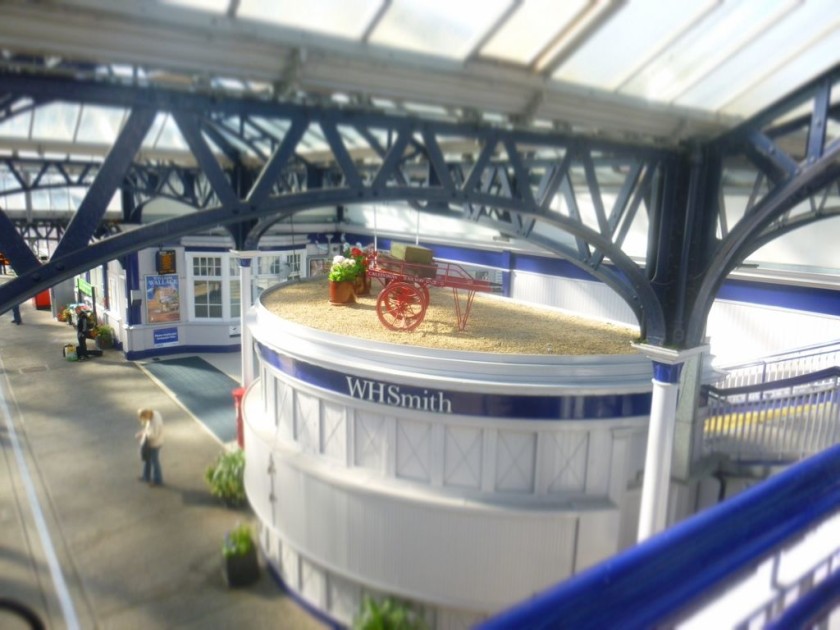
top-left (631, 343), bottom-right (709, 365)
top-left (229, 249), bottom-right (262, 261)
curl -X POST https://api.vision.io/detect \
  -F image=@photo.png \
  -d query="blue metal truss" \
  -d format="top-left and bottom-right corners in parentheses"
top-left (0, 64), bottom-right (838, 349)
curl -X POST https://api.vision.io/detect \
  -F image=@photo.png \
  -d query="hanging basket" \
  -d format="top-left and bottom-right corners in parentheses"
top-left (328, 280), bottom-right (356, 305)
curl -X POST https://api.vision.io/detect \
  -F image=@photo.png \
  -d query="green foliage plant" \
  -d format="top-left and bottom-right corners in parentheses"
top-left (205, 448), bottom-right (246, 506)
top-left (222, 522), bottom-right (254, 558)
top-left (94, 324), bottom-right (115, 346)
top-left (328, 255), bottom-right (360, 282)
top-left (353, 596), bottom-right (428, 630)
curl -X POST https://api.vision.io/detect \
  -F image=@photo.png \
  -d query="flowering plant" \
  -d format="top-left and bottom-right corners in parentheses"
top-left (328, 255), bottom-right (360, 282)
top-left (345, 245), bottom-right (369, 277)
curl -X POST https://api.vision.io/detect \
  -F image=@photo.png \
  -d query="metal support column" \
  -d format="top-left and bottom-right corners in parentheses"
top-left (231, 250), bottom-right (261, 388)
top-left (634, 343), bottom-right (708, 541)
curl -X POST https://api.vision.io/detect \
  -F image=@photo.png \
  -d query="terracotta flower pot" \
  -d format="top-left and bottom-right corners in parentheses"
top-left (329, 280), bottom-right (356, 305)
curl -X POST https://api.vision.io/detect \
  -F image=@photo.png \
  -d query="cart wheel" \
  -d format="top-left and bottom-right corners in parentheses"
top-left (377, 282), bottom-right (427, 331)
top-left (418, 283), bottom-right (430, 308)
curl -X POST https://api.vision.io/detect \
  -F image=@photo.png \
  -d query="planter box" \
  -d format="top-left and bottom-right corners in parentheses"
top-left (222, 546), bottom-right (259, 588)
top-left (378, 252), bottom-right (437, 279)
top-left (389, 242), bottom-right (433, 264)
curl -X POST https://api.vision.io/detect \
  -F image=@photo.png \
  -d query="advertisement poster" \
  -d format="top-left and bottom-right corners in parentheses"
top-left (145, 275), bottom-right (181, 323)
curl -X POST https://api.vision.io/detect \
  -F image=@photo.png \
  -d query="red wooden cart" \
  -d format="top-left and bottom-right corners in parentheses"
top-left (366, 251), bottom-right (500, 332)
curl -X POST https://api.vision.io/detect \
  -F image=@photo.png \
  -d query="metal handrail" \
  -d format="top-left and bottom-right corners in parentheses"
top-left (715, 340), bottom-right (840, 390)
top-left (477, 444), bottom-right (840, 630)
top-left (702, 366), bottom-right (840, 463)
top-left (719, 339), bottom-right (840, 372)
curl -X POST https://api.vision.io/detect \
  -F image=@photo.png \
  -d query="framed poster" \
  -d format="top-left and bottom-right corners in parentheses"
top-left (145, 275), bottom-right (181, 323)
top-left (308, 256), bottom-right (329, 278)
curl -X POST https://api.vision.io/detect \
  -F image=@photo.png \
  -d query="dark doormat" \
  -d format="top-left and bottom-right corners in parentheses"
top-left (143, 356), bottom-right (239, 443)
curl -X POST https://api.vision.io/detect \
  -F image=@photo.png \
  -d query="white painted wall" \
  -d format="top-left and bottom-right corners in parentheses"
top-left (244, 299), bottom-right (654, 627)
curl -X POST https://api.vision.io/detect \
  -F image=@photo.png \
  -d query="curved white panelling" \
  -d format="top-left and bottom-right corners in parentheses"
top-left (511, 269), bottom-right (639, 328)
top-left (246, 416), bottom-right (591, 611)
top-left (246, 292), bottom-right (654, 625)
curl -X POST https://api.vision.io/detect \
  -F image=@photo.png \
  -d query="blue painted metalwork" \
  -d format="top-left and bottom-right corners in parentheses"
top-left (257, 342), bottom-right (652, 420)
top-left (477, 442), bottom-right (840, 630)
top-left (0, 65), bottom-right (838, 354)
top-left (652, 361), bottom-right (682, 384)
top-left (52, 107), bottom-right (156, 259)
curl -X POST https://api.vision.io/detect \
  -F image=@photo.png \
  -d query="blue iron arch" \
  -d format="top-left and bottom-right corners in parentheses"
top-left (0, 65), bottom-right (838, 350)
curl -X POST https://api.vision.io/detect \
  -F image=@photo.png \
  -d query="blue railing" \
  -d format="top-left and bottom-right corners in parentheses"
top-left (477, 443), bottom-right (840, 630)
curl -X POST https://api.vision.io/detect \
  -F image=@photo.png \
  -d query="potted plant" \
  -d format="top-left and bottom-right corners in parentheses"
top-left (94, 323), bottom-right (115, 349)
top-left (222, 522), bottom-right (259, 587)
top-left (345, 245), bottom-right (371, 296)
top-left (59, 306), bottom-right (74, 325)
top-left (205, 448), bottom-right (246, 507)
top-left (353, 596), bottom-right (427, 630)
top-left (328, 254), bottom-right (360, 305)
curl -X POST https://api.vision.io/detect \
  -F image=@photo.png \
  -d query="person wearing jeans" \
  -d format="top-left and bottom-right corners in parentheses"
top-left (136, 408), bottom-right (164, 486)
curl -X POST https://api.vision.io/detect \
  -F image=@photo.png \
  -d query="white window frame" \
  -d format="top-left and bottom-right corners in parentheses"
top-left (185, 252), bottom-right (240, 321)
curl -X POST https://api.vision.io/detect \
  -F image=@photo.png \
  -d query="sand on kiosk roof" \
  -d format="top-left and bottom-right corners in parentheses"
top-left (260, 278), bottom-right (639, 356)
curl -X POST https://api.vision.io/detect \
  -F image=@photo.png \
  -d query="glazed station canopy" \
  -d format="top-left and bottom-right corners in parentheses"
top-left (0, 0), bottom-right (838, 152)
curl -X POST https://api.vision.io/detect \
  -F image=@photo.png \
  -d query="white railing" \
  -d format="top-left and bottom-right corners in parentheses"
top-left (677, 512), bottom-right (840, 629)
top-left (714, 339), bottom-right (840, 390)
top-left (703, 368), bottom-right (840, 463)
top-left (704, 340), bottom-right (840, 463)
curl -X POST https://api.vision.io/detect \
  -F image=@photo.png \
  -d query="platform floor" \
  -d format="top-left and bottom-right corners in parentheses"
top-left (0, 297), bottom-right (327, 629)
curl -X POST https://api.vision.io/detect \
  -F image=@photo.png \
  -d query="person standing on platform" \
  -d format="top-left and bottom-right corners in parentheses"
top-left (136, 408), bottom-right (165, 486)
top-left (10, 304), bottom-right (21, 324)
top-left (75, 308), bottom-right (91, 360)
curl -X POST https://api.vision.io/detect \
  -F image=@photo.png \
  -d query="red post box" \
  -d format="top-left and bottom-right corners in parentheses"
top-left (232, 387), bottom-right (246, 449)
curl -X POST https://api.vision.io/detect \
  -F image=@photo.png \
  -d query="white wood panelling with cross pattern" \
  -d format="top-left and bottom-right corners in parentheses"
top-left (246, 312), bottom-right (669, 628)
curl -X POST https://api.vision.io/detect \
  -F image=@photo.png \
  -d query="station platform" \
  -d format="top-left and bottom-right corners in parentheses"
top-left (0, 298), bottom-right (327, 629)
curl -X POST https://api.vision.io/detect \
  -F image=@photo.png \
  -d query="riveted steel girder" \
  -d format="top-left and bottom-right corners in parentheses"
top-left (0, 65), bottom-right (838, 351)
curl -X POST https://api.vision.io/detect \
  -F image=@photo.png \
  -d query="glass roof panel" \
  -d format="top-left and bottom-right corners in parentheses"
top-left (31, 103), bottom-right (80, 141)
top-left (723, 28), bottom-right (840, 117)
top-left (0, 107), bottom-right (32, 139)
top-left (154, 114), bottom-right (189, 150)
top-left (677, 0), bottom-right (840, 112)
top-left (75, 106), bottom-right (126, 144)
top-left (160, 0), bottom-right (229, 13)
top-left (370, 0), bottom-right (512, 60)
top-left (237, 0), bottom-right (382, 39)
top-left (250, 117), bottom-right (291, 138)
top-left (619, 0), bottom-right (800, 103)
top-left (480, 0), bottom-right (588, 65)
top-left (552, 0), bottom-right (717, 91)
top-left (143, 113), bottom-right (169, 148)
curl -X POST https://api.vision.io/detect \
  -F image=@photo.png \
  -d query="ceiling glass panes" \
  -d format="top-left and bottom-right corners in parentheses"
top-left (677, 0), bottom-right (840, 112)
top-left (237, 0), bottom-right (383, 39)
top-left (76, 106), bottom-right (126, 144)
top-left (31, 103), bottom-right (80, 141)
top-left (369, 0), bottom-right (512, 60)
top-left (0, 0), bottom-right (836, 158)
top-left (552, 0), bottom-right (718, 91)
top-left (161, 0), bottom-right (229, 13)
top-left (480, 0), bottom-right (589, 65)
top-left (619, 0), bottom-right (800, 103)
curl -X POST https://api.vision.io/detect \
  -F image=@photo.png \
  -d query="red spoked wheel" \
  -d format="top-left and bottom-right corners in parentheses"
top-left (376, 281), bottom-right (427, 331)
